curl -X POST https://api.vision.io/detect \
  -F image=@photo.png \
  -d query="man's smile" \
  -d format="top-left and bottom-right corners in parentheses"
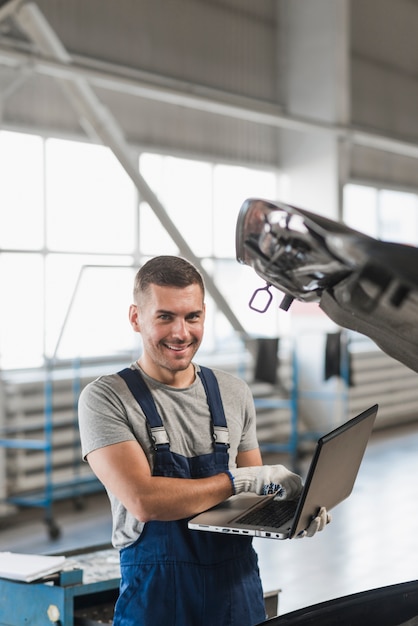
top-left (164, 342), bottom-right (193, 352)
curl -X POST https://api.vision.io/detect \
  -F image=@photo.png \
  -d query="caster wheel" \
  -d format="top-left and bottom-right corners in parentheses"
top-left (47, 521), bottom-right (61, 540)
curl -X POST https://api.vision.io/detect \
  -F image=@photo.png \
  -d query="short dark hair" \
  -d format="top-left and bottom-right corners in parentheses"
top-left (133, 256), bottom-right (205, 301)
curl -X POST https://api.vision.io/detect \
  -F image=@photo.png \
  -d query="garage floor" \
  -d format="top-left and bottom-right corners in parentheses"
top-left (0, 421), bottom-right (418, 617)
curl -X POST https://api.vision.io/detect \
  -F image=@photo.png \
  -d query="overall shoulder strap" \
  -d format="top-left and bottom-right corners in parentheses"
top-left (117, 368), bottom-right (169, 447)
top-left (197, 366), bottom-right (229, 447)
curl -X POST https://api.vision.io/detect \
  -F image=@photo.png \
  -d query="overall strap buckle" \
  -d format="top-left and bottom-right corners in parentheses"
top-left (148, 425), bottom-right (170, 450)
top-left (213, 426), bottom-right (230, 448)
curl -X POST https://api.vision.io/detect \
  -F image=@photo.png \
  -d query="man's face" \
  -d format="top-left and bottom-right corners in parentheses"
top-left (129, 282), bottom-right (205, 382)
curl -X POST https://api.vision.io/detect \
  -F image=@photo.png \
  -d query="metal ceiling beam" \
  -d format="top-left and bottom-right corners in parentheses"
top-left (1, 40), bottom-right (418, 160)
top-left (12, 1), bottom-right (247, 336)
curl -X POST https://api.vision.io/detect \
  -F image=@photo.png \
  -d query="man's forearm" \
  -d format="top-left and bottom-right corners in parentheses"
top-left (130, 471), bottom-right (234, 522)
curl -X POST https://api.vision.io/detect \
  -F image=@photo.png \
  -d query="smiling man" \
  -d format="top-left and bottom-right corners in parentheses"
top-left (129, 265), bottom-right (205, 385)
top-left (78, 255), bottom-right (326, 626)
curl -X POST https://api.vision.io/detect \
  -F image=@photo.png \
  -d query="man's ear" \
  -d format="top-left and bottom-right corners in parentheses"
top-left (129, 304), bottom-right (141, 332)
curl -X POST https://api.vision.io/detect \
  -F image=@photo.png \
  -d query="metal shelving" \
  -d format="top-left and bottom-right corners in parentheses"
top-left (0, 363), bottom-right (103, 538)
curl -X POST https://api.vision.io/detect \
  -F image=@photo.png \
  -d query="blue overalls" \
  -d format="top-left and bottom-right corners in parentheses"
top-left (114, 366), bottom-right (266, 626)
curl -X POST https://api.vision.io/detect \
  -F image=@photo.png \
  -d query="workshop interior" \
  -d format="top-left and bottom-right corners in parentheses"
top-left (1, 1), bottom-right (418, 624)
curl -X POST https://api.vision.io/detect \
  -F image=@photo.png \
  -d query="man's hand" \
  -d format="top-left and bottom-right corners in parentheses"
top-left (296, 506), bottom-right (332, 538)
top-left (228, 464), bottom-right (303, 499)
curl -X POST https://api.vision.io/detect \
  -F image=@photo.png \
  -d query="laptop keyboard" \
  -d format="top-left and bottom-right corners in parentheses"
top-left (236, 498), bottom-right (298, 528)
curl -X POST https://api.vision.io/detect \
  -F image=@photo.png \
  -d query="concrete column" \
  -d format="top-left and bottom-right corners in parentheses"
top-left (277, 0), bottom-right (350, 219)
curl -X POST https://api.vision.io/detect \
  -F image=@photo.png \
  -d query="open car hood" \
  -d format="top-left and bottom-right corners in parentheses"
top-left (236, 198), bottom-right (418, 373)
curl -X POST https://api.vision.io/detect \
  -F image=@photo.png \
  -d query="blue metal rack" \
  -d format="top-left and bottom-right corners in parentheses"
top-left (250, 332), bottom-right (350, 470)
top-left (0, 364), bottom-right (103, 539)
top-left (254, 341), bottom-right (300, 468)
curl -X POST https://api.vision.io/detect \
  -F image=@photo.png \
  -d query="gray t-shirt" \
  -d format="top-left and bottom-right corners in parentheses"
top-left (78, 362), bottom-right (259, 549)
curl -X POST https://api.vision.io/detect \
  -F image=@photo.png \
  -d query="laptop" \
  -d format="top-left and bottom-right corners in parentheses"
top-left (189, 404), bottom-right (378, 539)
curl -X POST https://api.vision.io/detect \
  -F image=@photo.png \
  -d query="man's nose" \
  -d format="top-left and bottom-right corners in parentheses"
top-left (171, 318), bottom-right (188, 337)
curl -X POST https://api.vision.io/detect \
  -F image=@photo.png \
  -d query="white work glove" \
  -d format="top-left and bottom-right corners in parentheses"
top-left (228, 465), bottom-right (302, 500)
top-left (296, 506), bottom-right (332, 538)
